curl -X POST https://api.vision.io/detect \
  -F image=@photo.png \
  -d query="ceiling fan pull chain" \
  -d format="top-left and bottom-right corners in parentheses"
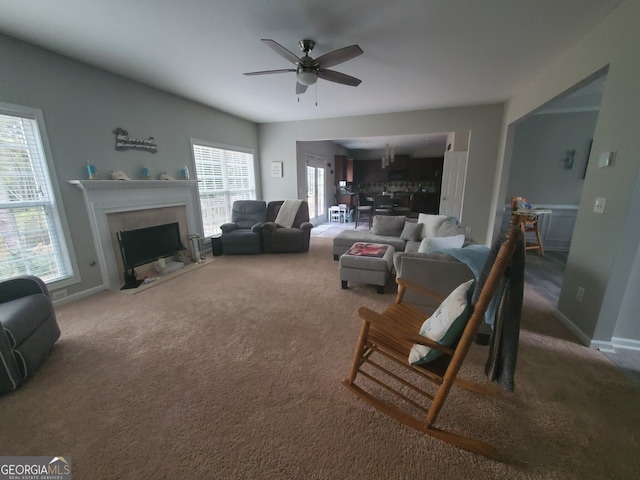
top-left (315, 83), bottom-right (318, 107)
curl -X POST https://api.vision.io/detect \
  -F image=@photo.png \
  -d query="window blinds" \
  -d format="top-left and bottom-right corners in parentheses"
top-left (0, 112), bottom-right (73, 282)
top-left (192, 143), bottom-right (256, 237)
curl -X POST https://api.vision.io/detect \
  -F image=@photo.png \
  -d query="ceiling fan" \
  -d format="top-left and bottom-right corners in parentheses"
top-left (244, 39), bottom-right (363, 94)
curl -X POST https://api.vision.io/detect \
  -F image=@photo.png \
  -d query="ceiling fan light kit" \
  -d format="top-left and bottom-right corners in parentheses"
top-left (297, 67), bottom-right (317, 86)
top-left (244, 38), bottom-right (363, 95)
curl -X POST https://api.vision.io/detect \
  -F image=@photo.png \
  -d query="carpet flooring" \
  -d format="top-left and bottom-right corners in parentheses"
top-left (2, 237), bottom-right (639, 479)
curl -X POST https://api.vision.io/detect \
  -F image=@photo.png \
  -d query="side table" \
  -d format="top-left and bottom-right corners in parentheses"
top-left (210, 234), bottom-right (224, 256)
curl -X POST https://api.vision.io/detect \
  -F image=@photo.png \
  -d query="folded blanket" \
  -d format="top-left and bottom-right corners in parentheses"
top-left (274, 200), bottom-right (302, 228)
top-left (430, 244), bottom-right (501, 325)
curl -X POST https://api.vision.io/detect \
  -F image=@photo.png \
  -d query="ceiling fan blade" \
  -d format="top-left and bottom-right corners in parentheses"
top-left (244, 69), bottom-right (296, 76)
top-left (296, 82), bottom-right (308, 94)
top-left (318, 69), bottom-right (362, 87)
top-left (261, 39), bottom-right (301, 64)
top-left (314, 45), bottom-right (363, 69)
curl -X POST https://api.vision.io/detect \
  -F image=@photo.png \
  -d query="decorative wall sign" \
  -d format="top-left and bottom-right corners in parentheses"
top-left (271, 161), bottom-right (283, 177)
top-left (113, 127), bottom-right (157, 153)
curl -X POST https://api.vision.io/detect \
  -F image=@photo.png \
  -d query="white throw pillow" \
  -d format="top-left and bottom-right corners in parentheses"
top-left (417, 213), bottom-right (448, 239)
top-left (408, 279), bottom-right (475, 365)
top-left (417, 234), bottom-right (465, 253)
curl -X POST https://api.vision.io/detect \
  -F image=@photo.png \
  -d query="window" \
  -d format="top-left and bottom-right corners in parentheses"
top-left (191, 140), bottom-right (256, 236)
top-left (0, 106), bottom-right (74, 283)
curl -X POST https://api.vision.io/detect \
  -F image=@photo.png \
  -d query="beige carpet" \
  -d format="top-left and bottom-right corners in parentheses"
top-left (2, 237), bottom-right (639, 479)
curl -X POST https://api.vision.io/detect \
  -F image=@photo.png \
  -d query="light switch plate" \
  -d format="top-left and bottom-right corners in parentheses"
top-left (598, 151), bottom-right (615, 168)
top-left (594, 197), bottom-right (607, 214)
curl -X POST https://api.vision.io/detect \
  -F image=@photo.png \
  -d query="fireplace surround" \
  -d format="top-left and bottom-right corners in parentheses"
top-left (71, 180), bottom-right (200, 290)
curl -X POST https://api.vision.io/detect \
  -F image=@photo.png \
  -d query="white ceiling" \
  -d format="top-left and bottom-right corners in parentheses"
top-left (0, 0), bottom-right (621, 127)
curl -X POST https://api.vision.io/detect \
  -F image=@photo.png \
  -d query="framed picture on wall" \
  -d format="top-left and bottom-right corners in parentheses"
top-left (271, 161), bottom-right (283, 178)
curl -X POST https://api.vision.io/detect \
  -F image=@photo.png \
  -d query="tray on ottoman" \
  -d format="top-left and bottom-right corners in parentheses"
top-left (339, 242), bottom-right (395, 294)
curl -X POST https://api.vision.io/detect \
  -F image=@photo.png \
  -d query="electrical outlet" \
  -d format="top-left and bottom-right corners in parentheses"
top-left (52, 289), bottom-right (68, 300)
top-left (465, 226), bottom-right (472, 235)
top-left (576, 287), bottom-right (585, 303)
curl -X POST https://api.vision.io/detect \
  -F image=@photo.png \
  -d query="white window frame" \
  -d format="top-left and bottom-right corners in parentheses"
top-left (0, 102), bottom-right (79, 288)
top-left (190, 139), bottom-right (257, 237)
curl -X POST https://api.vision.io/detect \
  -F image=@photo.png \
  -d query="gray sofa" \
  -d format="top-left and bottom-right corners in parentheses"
top-left (333, 214), bottom-right (477, 309)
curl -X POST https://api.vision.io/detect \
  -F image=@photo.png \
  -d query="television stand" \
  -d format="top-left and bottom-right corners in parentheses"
top-left (121, 268), bottom-right (144, 290)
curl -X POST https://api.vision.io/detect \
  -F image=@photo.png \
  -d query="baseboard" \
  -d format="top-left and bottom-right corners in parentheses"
top-left (590, 340), bottom-right (615, 353)
top-left (610, 337), bottom-right (640, 352)
top-left (553, 311), bottom-right (640, 353)
top-left (52, 285), bottom-right (104, 306)
top-left (553, 310), bottom-right (592, 347)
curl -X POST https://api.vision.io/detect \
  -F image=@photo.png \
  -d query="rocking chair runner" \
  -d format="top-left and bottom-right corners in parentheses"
top-left (342, 218), bottom-right (524, 459)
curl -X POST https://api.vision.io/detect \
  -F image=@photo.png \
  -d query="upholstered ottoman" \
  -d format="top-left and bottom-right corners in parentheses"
top-left (339, 242), bottom-right (395, 294)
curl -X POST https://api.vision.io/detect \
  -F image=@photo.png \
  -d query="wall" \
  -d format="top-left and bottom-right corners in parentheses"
top-left (506, 111), bottom-right (598, 205)
top-left (492, 0), bottom-right (640, 349)
top-left (0, 34), bottom-right (259, 297)
top-left (259, 104), bottom-right (504, 244)
top-left (296, 140), bottom-right (350, 216)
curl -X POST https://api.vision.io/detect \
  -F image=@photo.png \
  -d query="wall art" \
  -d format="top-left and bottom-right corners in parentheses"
top-left (113, 127), bottom-right (157, 153)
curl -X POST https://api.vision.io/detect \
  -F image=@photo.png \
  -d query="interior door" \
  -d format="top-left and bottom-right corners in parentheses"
top-left (439, 151), bottom-right (468, 221)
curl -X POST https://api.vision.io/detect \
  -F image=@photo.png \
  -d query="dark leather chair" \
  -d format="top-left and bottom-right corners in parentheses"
top-left (1, 275), bottom-right (60, 393)
top-left (220, 200), bottom-right (267, 254)
top-left (263, 200), bottom-right (313, 253)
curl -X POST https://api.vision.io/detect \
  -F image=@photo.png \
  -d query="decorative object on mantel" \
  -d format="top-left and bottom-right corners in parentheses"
top-left (113, 127), bottom-right (157, 153)
top-left (158, 172), bottom-right (174, 180)
top-left (109, 170), bottom-right (132, 181)
top-left (181, 165), bottom-right (190, 180)
top-left (87, 160), bottom-right (99, 180)
top-left (141, 166), bottom-right (151, 180)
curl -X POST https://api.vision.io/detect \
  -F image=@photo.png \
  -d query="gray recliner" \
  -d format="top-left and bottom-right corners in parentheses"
top-left (263, 200), bottom-right (313, 253)
top-left (1, 275), bottom-right (60, 393)
top-left (220, 200), bottom-right (267, 254)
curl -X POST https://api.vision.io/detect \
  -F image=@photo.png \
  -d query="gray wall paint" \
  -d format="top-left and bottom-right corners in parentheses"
top-left (494, 0), bottom-right (640, 348)
top-left (0, 35), bottom-right (259, 295)
top-left (259, 104), bottom-right (504, 245)
top-left (506, 111), bottom-right (598, 206)
top-left (296, 141), bottom-right (350, 218)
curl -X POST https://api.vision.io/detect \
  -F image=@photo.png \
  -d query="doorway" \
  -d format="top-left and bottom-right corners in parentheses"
top-left (440, 150), bottom-right (469, 221)
top-left (305, 154), bottom-right (326, 224)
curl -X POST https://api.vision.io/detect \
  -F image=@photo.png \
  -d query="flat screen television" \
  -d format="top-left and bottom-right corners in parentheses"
top-left (117, 222), bottom-right (182, 289)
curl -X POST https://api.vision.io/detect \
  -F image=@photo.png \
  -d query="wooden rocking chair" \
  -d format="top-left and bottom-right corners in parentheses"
top-left (342, 219), bottom-right (524, 459)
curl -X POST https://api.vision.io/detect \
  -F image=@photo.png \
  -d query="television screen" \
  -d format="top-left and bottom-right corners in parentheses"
top-left (118, 222), bottom-right (181, 269)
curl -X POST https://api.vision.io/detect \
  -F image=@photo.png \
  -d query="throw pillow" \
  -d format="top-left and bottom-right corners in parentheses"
top-left (400, 221), bottom-right (423, 242)
top-left (372, 215), bottom-right (406, 236)
top-left (417, 234), bottom-right (465, 253)
top-left (408, 279), bottom-right (475, 365)
top-left (418, 213), bottom-right (448, 239)
top-left (436, 219), bottom-right (473, 246)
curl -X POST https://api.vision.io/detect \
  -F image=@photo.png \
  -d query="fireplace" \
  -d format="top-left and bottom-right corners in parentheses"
top-left (71, 180), bottom-right (200, 290)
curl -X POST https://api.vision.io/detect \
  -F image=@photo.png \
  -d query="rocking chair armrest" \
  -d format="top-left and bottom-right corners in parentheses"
top-left (396, 277), bottom-right (447, 304)
top-left (357, 306), bottom-right (455, 356)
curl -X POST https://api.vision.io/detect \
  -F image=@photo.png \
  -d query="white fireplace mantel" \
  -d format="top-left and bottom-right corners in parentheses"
top-left (70, 180), bottom-right (201, 290)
